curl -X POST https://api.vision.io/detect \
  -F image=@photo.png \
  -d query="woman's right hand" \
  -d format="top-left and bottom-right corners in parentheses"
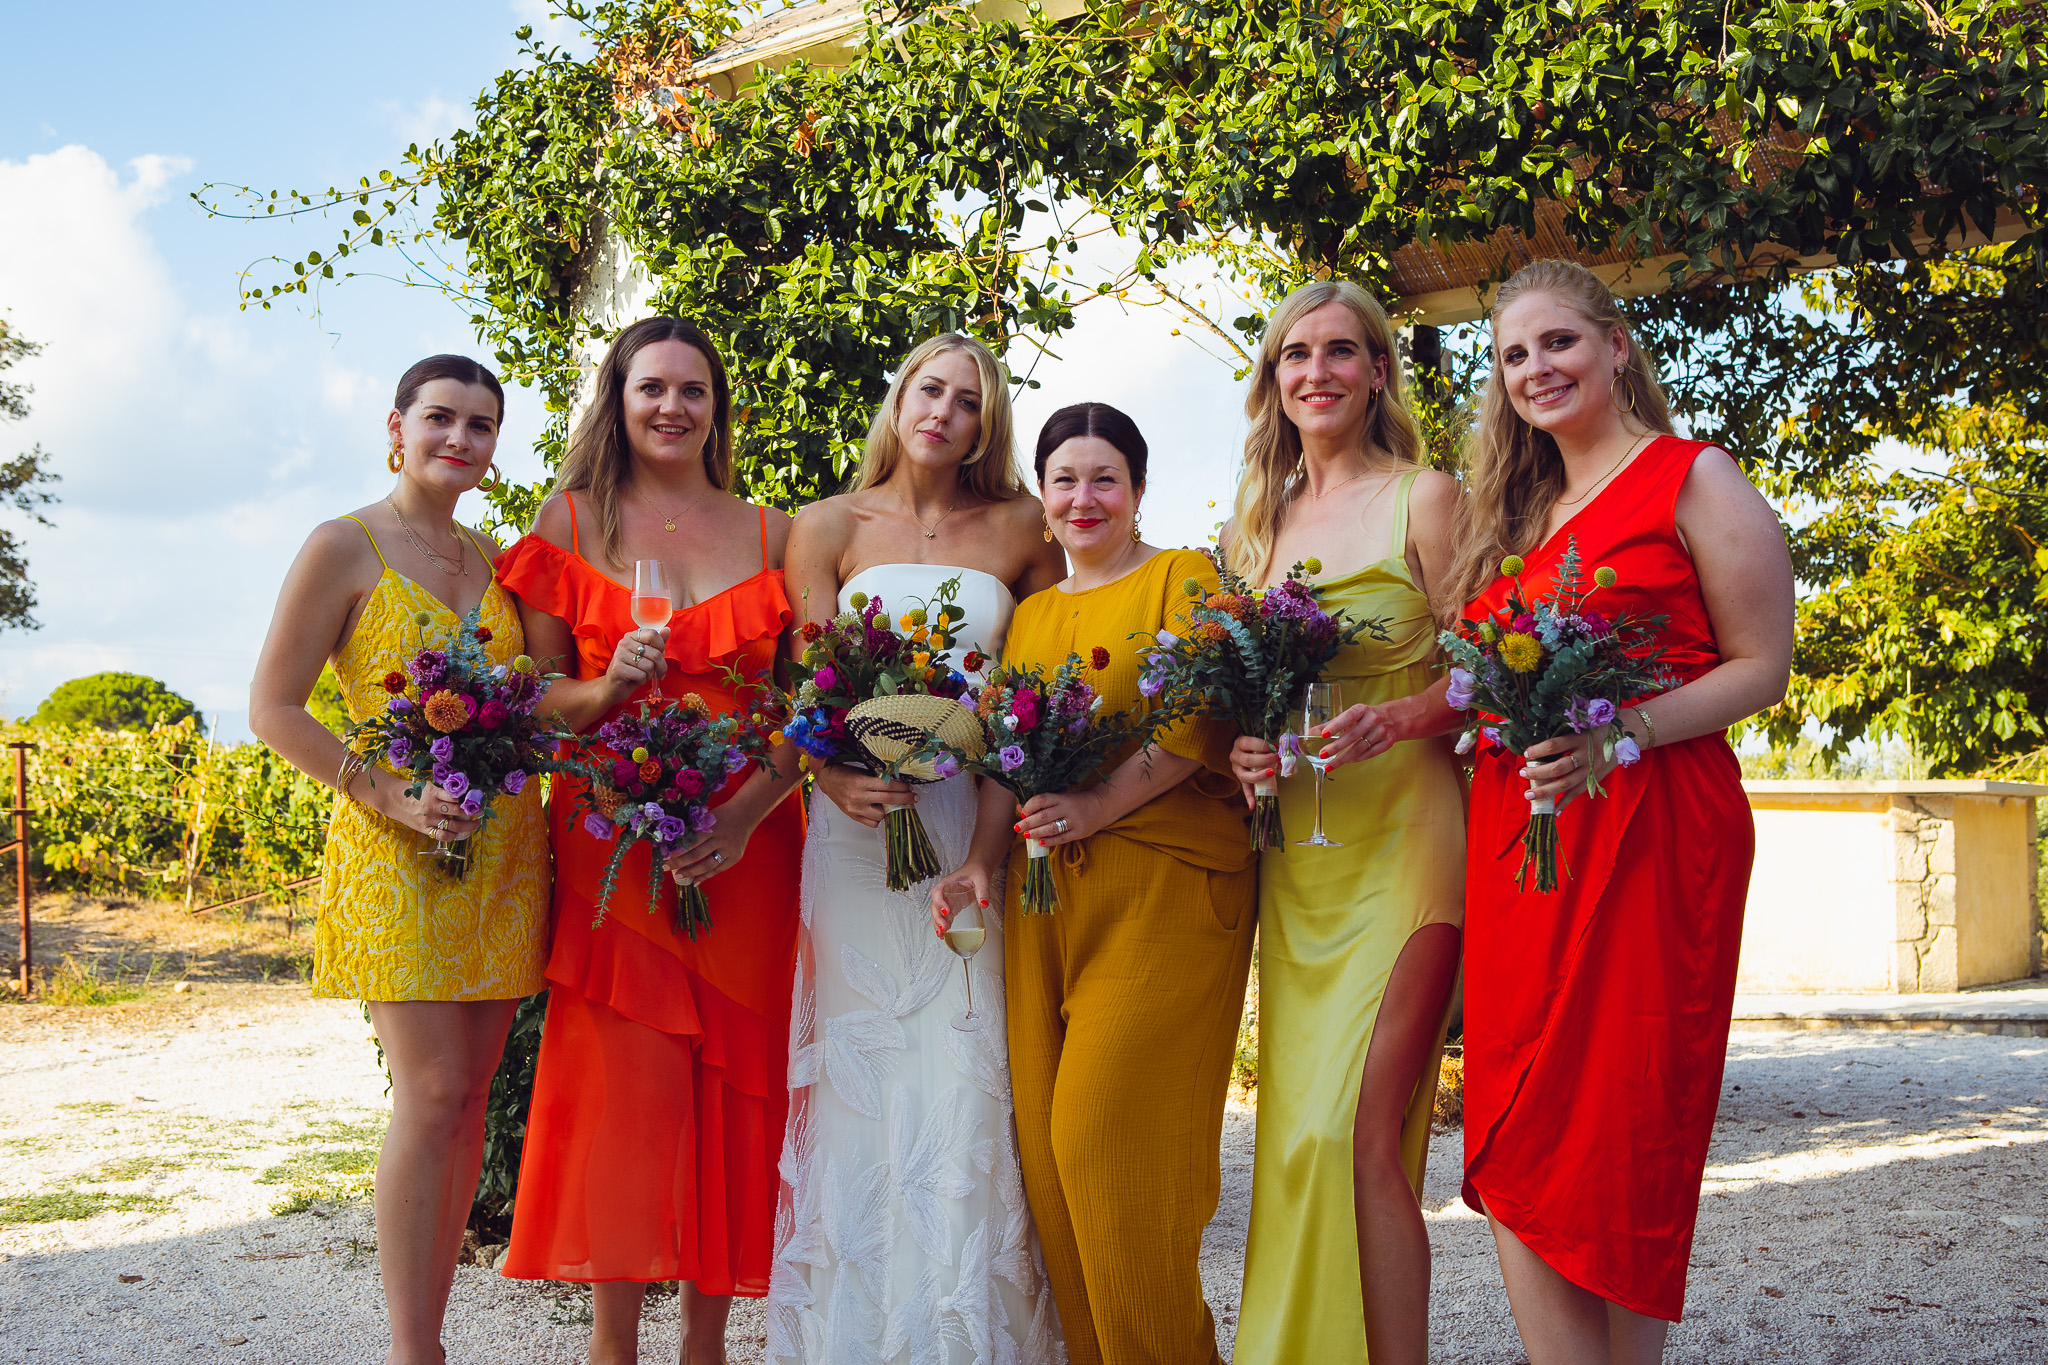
top-left (929, 864), bottom-right (994, 938)
top-left (369, 779), bottom-right (482, 842)
top-left (1230, 734), bottom-right (1278, 806)
top-left (603, 626), bottom-right (670, 702)
top-left (814, 761), bottom-right (916, 829)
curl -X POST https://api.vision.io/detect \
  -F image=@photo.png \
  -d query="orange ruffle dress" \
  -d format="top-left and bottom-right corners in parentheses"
top-left (498, 502), bottom-right (803, 1295)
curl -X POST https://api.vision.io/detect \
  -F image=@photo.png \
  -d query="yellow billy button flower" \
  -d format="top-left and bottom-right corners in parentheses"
top-left (1500, 555), bottom-right (1526, 577)
top-left (908, 607), bottom-right (927, 627)
top-left (849, 591), bottom-right (869, 610)
top-left (511, 655), bottom-right (536, 674)
top-left (413, 611), bottom-right (435, 629)
top-left (1302, 557), bottom-right (1323, 575)
top-left (1593, 565), bottom-right (1618, 588)
top-left (631, 747), bottom-right (650, 763)
top-left (1500, 632), bottom-right (1544, 672)
top-left (1183, 578), bottom-right (1203, 598)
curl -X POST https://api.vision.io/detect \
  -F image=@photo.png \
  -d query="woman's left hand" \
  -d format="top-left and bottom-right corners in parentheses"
top-left (1014, 790), bottom-right (1107, 849)
top-left (663, 812), bottom-right (759, 888)
top-left (1520, 734), bottom-right (1619, 809)
top-left (1316, 702), bottom-right (1402, 773)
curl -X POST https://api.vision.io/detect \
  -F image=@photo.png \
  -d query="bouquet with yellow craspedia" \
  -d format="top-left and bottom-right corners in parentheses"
top-left (344, 607), bottom-right (556, 878)
top-left (1133, 549), bottom-right (1388, 850)
top-left (1438, 536), bottom-right (1671, 891)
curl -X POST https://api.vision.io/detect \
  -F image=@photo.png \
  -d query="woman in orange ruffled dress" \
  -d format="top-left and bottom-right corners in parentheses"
top-left (497, 316), bottom-right (803, 1365)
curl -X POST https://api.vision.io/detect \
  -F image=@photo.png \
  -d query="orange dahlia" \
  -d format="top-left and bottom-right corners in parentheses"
top-left (423, 691), bottom-right (471, 732)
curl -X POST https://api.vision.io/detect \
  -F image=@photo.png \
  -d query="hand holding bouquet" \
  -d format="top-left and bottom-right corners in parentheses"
top-left (347, 608), bottom-right (551, 877)
top-left (553, 693), bottom-right (769, 937)
top-left (1438, 536), bottom-right (1669, 891)
top-left (781, 579), bottom-right (983, 890)
top-left (933, 652), bottom-right (1156, 914)
top-left (1135, 551), bottom-right (1387, 849)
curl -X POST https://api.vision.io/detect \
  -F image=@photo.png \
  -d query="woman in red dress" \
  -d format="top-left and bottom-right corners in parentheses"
top-left (498, 316), bottom-right (803, 1365)
top-left (1441, 261), bottom-right (1793, 1362)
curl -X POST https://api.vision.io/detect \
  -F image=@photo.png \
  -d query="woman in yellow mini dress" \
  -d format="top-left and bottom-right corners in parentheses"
top-left (932, 403), bottom-right (1254, 1365)
top-left (250, 355), bottom-right (549, 1365)
top-left (1225, 282), bottom-right (1464, 1365)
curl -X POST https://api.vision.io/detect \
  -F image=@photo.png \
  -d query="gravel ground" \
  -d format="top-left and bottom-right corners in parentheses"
top-left (3, 985), bottom-right (2044, 1364)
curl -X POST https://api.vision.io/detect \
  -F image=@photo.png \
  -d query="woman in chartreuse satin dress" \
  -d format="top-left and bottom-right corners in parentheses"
top-left (931, 402), bottom-right (1254, 1365)
top-left (250, 354), bottom-right (549, 1365)
top-left (1223, 281), bottom-right (1465, 1365)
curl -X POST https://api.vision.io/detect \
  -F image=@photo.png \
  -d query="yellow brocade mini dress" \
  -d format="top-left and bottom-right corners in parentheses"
top-left (1234, 471), bottom-right (1466, 1365)
top-left (312, 518), bottom-right (551, 1002)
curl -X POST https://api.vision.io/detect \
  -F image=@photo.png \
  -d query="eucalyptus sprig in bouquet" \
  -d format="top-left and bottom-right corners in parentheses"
top-left (930, 650), bottom-right (1158, 914)
top-left (781, 578), bottom-right (982, 890)
top-left (553, 693), bottom-right (773, 937)
top-left (346, 607), bottom-right (551, 877)
top-left (1438, 536), bottom-right (1671, 891)
top-left (1135, 552), bottom-right (1388, 849)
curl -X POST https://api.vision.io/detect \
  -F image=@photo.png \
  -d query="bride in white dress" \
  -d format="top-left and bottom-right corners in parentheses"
top-left (769, 334), bottom-right (1067, 1365)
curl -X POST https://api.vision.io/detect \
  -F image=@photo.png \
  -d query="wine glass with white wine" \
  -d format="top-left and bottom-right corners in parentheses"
top-left (1291, 680), bottom-right (1344, 848)
top-left (943, 885), bottom-right (988, 1032)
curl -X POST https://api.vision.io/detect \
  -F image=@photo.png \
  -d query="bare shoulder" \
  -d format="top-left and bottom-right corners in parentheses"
top-left (529, 492), bottom-right (578, 551)
top-left (992, 491), bottom-right (1046, 526)
top-left (787, 492), bottom-right (857, 552)
top-left (308, 513), bottom-right (383, 573)
top-left (752, 499), bottom-right (795, 557)
top-left (463, 523), bottom-right (507, 560)
top-left (1405, 467), bottom-right (1461, 512)
top-left (1678, 445), bottom-right (1769, 511)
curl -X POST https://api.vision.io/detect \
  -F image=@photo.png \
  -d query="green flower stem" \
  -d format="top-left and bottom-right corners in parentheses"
top-left (883, 804), bottom-right (942, 892)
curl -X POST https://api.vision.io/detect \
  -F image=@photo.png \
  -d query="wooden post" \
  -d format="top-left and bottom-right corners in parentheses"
top-left (183, 716), bottom-right (220, 912)
top-left (9, 742), bottom-right (29, 997)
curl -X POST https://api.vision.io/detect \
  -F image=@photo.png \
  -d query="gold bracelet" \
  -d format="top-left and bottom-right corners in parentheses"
top-left (1633, 706), bottom-right (1656, 749)
top-left (335, 751), bottom-right (368, 802)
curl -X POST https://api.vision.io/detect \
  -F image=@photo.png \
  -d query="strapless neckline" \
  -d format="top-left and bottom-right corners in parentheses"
top-left (840, 561), bottom-right (1016, 608)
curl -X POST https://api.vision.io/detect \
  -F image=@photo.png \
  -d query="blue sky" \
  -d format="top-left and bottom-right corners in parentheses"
top-left (0, 2), bottom-right (1251, 739)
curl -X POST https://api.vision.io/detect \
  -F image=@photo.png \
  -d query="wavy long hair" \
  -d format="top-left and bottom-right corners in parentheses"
top-left (852, 333), bottom-right (1026, 502)
top-left (1441, 260), bottom-right (1676, 612)
top-left (1227, 280), bottom-right (1425, 583)
top-left (553, 316), bottom-right (734, 568)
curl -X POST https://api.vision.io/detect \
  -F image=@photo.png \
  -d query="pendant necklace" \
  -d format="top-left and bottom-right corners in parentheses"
top-left (907, 498), bottom-right (958, 539)
top-left (635, 482), bottom-right (703, 533)
top-left (386, 497), bottom-right (467, 577)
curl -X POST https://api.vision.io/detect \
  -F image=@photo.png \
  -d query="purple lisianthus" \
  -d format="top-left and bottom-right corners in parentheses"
top-left (502, 770), bottom-right (528, 795)
top-left (388, 736), bottom-right (413, 765)
top-left (998, 744), bottom-right (1026, 773)
top-left (583, 811), bottom-right (616, 840)
top-left (688, 806), bottom-right (717, 834)
top-left (1445, 667), bottom-right (1477, 711)
top-left (931, 751), bottom-right (961, 780)
top-left (724, 746), bottom-right (748, 775)
top-left (1481, 725), bottom-right (1504, 752)
top-left (1614, 735), bottom-right (1642, 766)
top-left (430, 735), bottom-right (454, 763)
top-left (1278, 730), bottom-right (1303, 778)
top-left (388, 695), bottom-right (413, 714)
top-left (654, 815), bottom-right (689, 845)
top-left (1563, 696), bottom-right (1619, 733)
top-left (440, 769), bottom-right (471, 799)
top-left (460, 789), bottom-right (485, 817)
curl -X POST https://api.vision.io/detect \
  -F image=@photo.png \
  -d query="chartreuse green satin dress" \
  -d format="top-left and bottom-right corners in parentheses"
top-left (1235, 470), bottom-right (1466, 1365)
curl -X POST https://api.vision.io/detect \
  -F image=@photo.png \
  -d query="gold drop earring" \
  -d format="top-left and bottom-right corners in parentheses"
top-left (1131, 510), bottom-right (1143, 543)
top-left (1042, 515), bottom-right (1054, 543)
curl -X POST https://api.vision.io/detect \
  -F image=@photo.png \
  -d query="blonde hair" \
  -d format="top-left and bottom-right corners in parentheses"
top-left (1441, 260), bottom-right (1676, 612)
top-left (1226, 280), bottom-right (1425, 583)
top-left (554, 316), bottom-right (734, 569)
top-left (852, 333), bottom-right (1026, 502)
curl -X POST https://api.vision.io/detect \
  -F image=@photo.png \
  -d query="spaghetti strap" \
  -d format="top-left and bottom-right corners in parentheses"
top-left (758, 506), bottom-right (768, 570)
top-left (565, 491), bottom-right (582, 558)
top-left (341, 514), bottom-right (390, 571)
top-left (458, 525), bottom-right (496, 580)
top-left (1389, 469), bottom-right (1420, 560)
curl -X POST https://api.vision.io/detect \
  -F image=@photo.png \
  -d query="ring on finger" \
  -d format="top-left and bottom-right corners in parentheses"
top-left (1055, 817), bottom-right (1068, 835)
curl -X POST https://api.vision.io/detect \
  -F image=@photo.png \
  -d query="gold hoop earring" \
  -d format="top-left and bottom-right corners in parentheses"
top-left (1610, 368), bottom-right (1637, 415)
top-left (387, 440), bottom-right (404, 474)
top-left (477, 462), bottom-right (502, 492)
top-left (1042, 515), bottom-right (1055, 543)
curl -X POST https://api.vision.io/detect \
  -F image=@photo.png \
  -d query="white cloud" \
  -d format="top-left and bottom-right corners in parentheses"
top-left (381, 94), bottom-right (469, 147)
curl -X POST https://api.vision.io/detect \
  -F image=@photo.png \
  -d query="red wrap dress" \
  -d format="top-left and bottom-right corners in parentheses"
top-left (1460, 435), bottom-right (1752, 1322)
top-left (499, 500), bottom-right (803, 1296)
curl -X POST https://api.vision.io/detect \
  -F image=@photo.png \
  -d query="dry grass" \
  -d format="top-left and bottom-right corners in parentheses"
top-left (1433, 1048), bottom-right (1465, 1130)
top-left (4, 889), bottom-right (315, 1006)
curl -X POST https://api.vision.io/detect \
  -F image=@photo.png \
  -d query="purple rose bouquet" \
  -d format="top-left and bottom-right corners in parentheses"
top-left (551, 693), bottom-right (767, 937)
top-left (932, 652), bottom-right (1159, 914)
top-left (1133, 551), bottom-right (1387, 850)
top-left (780, 578), bottom-right (977, 891)
top-left (346, 605), bottom-right (551, 878)
top-left (1438, 535), bottom-right (1671, 892)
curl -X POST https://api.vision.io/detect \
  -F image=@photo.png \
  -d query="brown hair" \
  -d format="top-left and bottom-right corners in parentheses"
top-left (554, 316), bottom-right (733, 568)
top-left (851, 333), bottom-right (1026, 502)
top-left (395, 354), bottom-right (504, 422)
top-left (1441, 260), bottom-right (1675, 612)
top-left (1226, 280), bottom-right (1425, 583)
top-left (1033, 402), bottom-right (1148, 486)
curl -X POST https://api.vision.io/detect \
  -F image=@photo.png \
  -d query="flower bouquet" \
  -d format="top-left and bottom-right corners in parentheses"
top-left (346, 608), bottom-right (551, 877)
top-left (1135, 552), bottom-right (1388, 849)
top-left (551, 692), bottom-right (768, 937)
top-left (1437, 536), bottom-right (1670, 892)
top-left (932, 650), bottom-right (1157, 914)
top-left (781, 579), bottom-right (984, 891)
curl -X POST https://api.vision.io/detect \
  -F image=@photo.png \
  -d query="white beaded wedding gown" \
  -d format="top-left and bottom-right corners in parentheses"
top-left (766, 563), bottom-right (1064, 1365)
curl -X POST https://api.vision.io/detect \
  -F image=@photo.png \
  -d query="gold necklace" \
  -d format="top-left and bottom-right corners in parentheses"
top-left (1302, 467), bottom-right (1373, 500)
top-left (1558, 434), bottom-right (1650, 507)
top-left (902, 494), bottom-right (959, 539)
top-left (386, 497), bottom-right (467, 577)
top-left (634, 481), bottom-right (704, 533)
